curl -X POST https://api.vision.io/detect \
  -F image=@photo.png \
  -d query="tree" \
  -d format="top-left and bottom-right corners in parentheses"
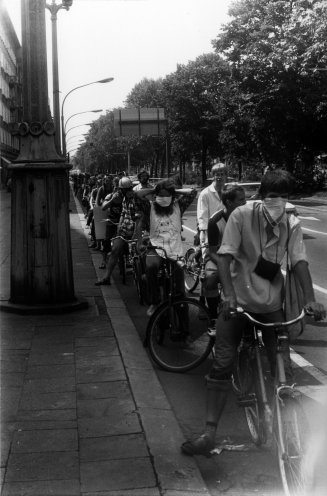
top-left (162, 53), bottom-right (231, 183)
top-left (213, 0), bottom-right (327, 177)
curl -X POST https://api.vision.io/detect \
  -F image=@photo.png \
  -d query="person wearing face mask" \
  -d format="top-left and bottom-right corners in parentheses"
top-left (181, 169), bottom-right (326, 457)
top-left (134, 179), bottom-right (197, 316)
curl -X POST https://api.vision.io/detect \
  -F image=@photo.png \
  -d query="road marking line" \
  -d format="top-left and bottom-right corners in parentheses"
top-left (290, 349), bottom-right (327, 385)
top-left (183, 226), bottom-right (197, 234)
top-left (302, 227), bottom-right (327, 236)
top-left (298, 216), bottom-right (320, 221)
top-left (281, 269), bottom-right (327, 295)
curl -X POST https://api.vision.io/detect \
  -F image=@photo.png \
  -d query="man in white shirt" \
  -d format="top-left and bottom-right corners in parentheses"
top-left (133, 169), bottom-right (152, 191)
top-left (197, 163), bottom-right (227, 250)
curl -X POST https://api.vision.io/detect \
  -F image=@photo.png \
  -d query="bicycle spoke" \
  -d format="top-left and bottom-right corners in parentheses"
top-left (274, 395), bottom-right (310, 496)
top-left (146, 298), bottom-right (214, 373)
top-left (183, 248), bottom-right (200, 293)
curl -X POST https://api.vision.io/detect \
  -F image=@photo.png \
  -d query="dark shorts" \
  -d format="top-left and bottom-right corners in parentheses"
top-left (102, 222), bottom-right (118, 254)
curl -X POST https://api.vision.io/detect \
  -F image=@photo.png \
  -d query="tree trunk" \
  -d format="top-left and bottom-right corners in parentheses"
top-left (201, 138), bottom-right (208, 186)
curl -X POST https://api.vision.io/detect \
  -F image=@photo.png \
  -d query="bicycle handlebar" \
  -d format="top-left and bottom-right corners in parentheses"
top-left (111, 235), bottom-right (139, 244)
top-left (232, 307), bottom-right (309, 328)
top-left (147, 244), bottom-right (185, 264)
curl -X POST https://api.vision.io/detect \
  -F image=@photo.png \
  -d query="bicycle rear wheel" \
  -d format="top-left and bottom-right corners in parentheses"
top-left (146, 297), bottom-right (214, 373)
top-left (233, 347), bottom-right (267, 445)
top-left (273, 393), bottom-right (310, 496)
top-left (183, 248), bottom-right (200, 293)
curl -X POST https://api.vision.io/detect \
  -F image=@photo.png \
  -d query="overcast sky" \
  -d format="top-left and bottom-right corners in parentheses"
top-left (4, 0), bottom-right (233, 153)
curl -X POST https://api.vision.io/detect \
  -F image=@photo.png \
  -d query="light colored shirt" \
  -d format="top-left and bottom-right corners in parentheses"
top-left (133, 182), bottom-right (152, 191)
top-left (197, 182), bottom-right (223, 231)
top-left (218, 202), bottom-right (307, 313)
top-left (149, 201), bottom-right (183, 259)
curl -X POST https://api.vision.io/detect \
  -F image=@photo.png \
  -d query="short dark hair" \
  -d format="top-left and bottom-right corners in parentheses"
top-left (137, 169), bottom-right (150, 180)
top-left (221, 184), bottom-right (245, 205)
top-left (258, 169), bottom-right (294, 198)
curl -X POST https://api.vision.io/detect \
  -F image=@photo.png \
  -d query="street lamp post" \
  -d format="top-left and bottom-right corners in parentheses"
top-left (66, 135), bottom-right (85, 146)
top-left (66, 123), bottom-right (92, 138)
top-left (61, 77), bottom-right (114, 158)
top-left (45, 0), bottom-right (73, 154)
top-left (64, 109), bottom-right (102, 132)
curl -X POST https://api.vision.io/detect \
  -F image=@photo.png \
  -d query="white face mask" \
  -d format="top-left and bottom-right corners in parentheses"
top-left (155, 196), bottom-right (172, 207)
top-left (262, 197), bottom-right (287, 225)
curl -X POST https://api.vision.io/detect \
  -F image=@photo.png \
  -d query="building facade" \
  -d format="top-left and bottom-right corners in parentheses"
top-left (0, 0), bottom-right (22, 187)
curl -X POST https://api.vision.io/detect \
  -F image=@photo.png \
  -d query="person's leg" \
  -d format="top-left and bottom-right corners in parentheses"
top-left (255, 309), bottom-right (293, 381)
top-left (95, 237), bottom-right (125, 284)
top-left (181, 313), bottom-right (244, 455)
top-left (204, 261), bottom-right (220, 320)
top-left (89, 217), bottom-right (97, 247)
top-left (173, 261), bottom-right (185, 297)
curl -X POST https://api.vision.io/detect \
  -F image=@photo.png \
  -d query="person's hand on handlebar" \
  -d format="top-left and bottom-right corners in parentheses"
top-left (220, 293), bottom-right (238, 320)
top-left (304, 301), bottom-right (326, 321)
top-left (136, 234), bottom-right (150, 254)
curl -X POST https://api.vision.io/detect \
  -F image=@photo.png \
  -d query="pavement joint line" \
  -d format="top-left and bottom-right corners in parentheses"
top-left (71, 191), bottom-right (210, 496)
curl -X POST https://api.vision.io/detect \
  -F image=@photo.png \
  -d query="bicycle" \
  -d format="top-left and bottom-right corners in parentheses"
top-left (111, 235), bottom-right (146, 297)
top-left (231, 307), bottom-right (312, 496)
top-left (183, 245), bottom-right (203, 293)
top-left (144, 245), bottom-right (214, 373)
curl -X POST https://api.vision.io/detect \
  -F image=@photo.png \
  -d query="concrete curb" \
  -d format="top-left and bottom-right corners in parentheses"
top-left (74, 197), bottom-right (211, 496)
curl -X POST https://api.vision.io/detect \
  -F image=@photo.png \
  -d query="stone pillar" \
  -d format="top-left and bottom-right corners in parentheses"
top-left (5, 0), bottom-right (85, 312)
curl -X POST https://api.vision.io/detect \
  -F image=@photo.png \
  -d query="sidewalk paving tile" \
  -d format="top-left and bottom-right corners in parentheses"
top-left (19, 391), bottom-right (76, 410)
top-left (76, 357), bottom-right (126, 383)
top-left (12, 428), bottom-right (78, 453)
top-left (2, 479), bottom-right (80, 496)
top-left (16, 409), bottom-right (76, 422)
top-left (78, 413), bottom-right (141, 438)
top-left (80, 433), bottom-right (148, 461)
top-left (5, 451), bottom-right (79, 481)
top-left (76, 381), bottom-right (131, 400)
top-left (77, 397), bottom-right (135, 419)
top-left (80, 458), bottom-right (156, 493)
top-left (22, 377), bottom-right (75, 394)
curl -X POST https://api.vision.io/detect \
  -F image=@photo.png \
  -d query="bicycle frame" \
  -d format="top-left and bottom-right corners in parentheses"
top-left (247, 325), bottom-right (274, 430)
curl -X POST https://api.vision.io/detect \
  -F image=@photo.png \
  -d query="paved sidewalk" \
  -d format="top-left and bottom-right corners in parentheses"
top-left (0, 187), bottom-right (210, 496)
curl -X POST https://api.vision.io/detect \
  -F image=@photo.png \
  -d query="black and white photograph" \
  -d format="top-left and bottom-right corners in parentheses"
top-left (1, 1), bottom-right (327, 495)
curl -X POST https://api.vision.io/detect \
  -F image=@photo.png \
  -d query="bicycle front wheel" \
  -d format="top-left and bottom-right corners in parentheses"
top-left (273, 394), bottom-right (310, 496)
top-left (146, 297), bottom-right (214, 373)
top-left (183, 248), bottom-right (200, 293)
top-left (233, 348), bottom-right (267, 446)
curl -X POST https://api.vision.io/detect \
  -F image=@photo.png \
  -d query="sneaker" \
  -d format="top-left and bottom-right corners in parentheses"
top-left (181, 434), bottom-right (214, 457)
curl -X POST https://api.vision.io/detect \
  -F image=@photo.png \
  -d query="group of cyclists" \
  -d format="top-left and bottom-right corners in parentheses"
top-left (75, 164), bottom-right (326, 459)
